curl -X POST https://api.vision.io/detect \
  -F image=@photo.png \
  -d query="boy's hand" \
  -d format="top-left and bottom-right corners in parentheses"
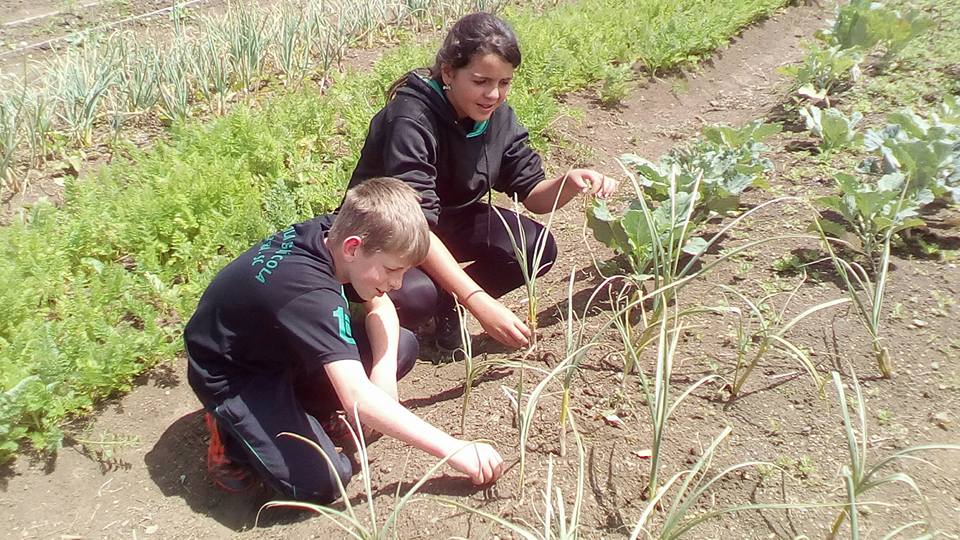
top-left (466, 292), bottom-right (530, 348)
top-left (448, 441), bottom-right (504, 485)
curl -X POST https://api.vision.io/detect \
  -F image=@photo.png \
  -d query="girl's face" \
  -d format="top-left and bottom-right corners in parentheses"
top-left (441, 53), bottom-right (515, 122)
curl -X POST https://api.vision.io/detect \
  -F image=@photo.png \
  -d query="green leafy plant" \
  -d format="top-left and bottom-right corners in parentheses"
top-left (819, 0), bottom-right (933, 66)
top-left (826, 371), bottom-right (960, 539)
top-left (597, 63), bottom-right (631, 107)
top-left (862, 103), bottom-right (960, 203)
top-left (801, 105), bottom-right (864, 152)
top-left (779, 42), bottom-right (863, 105)
top-left (815, 172), bottom-right (928, 266)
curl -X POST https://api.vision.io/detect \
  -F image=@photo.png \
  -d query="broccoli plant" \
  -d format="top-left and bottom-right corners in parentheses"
top-left (801, 105), bottom-right (864, 153)
top-left (862, 103), bottom-right (960, 203)
top-left (815, 172), bottom-right (929, 265)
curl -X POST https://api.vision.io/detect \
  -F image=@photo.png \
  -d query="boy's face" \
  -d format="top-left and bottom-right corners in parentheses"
top-left (345, 246), bottom-right (410, 301)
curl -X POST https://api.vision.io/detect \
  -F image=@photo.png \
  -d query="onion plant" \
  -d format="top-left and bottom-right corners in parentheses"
top-left (453, 298), bottom-right (506, 435)
top-left (274, 2), bottom-right (312, 87)
top-left (827, 371), bottom-right (960, 539)
top-left (157, 46), bottom-right (191, 122)
top-left (439, 412), bottom-right (586, 539)
top-left (717, 281), bottom-right (850, 397)
top-left (52, 38), bottom-right (120, 146)
top-left (628, 426), bottom-right (836, 539)
top-left (491, 188), bottom-right (562, 348)
top-left (0, 85), bottom-right (26, 189)
top-left (817, 213), bottom-right (896, 378)
top-left (116, 36), bottom-right (160, 113)
top-left (258, 405), bottom-right (467, 538)
top-left (220, 5), bottom-right (272, 92)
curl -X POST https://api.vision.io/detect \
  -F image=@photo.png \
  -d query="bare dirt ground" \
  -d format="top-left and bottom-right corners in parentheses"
top-left (2, 2), bottom-right (959, 539)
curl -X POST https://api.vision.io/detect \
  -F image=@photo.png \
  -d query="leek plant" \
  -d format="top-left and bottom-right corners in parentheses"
top-left (718, 281), bottom-right (850, 397)
top-left (453, 298), bottom-right (506, 435)
top-left (53, 39), bottom-right (120, 146)
top-left (0, 86), bottom-right (25, 189)
top-left (628, 426), bottom-right (835, 539)
top-left (439, 412), bottom-right (586, 539)
top-left (258, 405), bottom-right (467, 538)
top-left (827, 371), bottom-right (960, 539)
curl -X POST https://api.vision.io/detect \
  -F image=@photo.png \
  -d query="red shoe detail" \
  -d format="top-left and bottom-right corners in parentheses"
top-left (204, 412), bottom-right (257, 493)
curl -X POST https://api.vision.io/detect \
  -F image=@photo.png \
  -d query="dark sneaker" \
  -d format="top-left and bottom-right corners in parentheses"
top-left (204, 412), bottom-right (258, 493)
top-left (434, 307), bottom-right (464, 353)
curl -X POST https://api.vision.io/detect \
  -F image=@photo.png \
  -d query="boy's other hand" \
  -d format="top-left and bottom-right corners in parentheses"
top-left (449, 441), bottom-right (504, 485)
top-left (466, 292), bottom-right (530, 349)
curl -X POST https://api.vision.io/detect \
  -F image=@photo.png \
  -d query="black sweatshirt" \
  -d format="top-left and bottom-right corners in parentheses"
top-left (349, 72), bottom-right (546, 226)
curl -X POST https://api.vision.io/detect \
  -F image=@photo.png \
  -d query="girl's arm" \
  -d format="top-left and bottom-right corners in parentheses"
top-left (521, 168), bottom-right (618, 214)
top-left (420, 231), bottom-right (531, 348)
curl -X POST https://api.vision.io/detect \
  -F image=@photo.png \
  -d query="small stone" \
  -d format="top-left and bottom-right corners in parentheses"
top-left (931, 362), bottom-right (940, 371)
top-left (932, 412), bottom-right (952, 430)
top-left (145, 525), bottom-right (158, 534)
top-left (912, 319), bottom-right (928, 328)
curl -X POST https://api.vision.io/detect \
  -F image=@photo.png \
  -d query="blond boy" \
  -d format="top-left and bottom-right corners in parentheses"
top-left (184, 177), bottom-right (503, 500)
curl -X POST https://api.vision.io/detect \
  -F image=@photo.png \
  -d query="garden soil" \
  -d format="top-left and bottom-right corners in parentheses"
top-left (3, 2), bottom-right (959, 538)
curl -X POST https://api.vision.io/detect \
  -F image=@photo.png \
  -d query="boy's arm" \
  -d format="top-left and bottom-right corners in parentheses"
top-left (324, 359), bottom-right (504, 485)
top-left (363, 294), bottom-right (399, 401)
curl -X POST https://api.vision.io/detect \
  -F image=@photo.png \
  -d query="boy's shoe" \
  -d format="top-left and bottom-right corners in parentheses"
top-left (204, 412), bottom-right (258, 493)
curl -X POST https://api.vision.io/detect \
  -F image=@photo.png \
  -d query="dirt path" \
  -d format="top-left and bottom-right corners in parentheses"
top-left (8, 3), bottom-right (956, 539)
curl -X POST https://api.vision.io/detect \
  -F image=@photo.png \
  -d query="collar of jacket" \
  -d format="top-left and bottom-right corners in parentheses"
top-left (421, 75), bottom-right (489, 139)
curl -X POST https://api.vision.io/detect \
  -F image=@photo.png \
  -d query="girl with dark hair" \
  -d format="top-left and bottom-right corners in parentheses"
top-left (348, 12), bottom-right (617, 352)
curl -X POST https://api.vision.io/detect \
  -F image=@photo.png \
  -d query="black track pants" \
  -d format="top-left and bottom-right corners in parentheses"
top-left (187, 324), bottom-right (419, 502)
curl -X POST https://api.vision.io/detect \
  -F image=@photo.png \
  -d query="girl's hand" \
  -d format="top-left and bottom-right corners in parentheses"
top-left (565, 168), bottom-right (618, 199)
top-left (465, 291), bottom-right (530, 348)
top-left (448, 441), bottom-right (504, 485)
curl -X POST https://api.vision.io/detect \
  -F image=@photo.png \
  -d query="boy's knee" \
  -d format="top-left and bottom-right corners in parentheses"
top-left (281, 450), bottom-right (353, 503)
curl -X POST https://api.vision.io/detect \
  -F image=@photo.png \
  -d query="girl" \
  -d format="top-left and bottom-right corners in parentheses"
top-left (348, 12), bottom-right (617, 351)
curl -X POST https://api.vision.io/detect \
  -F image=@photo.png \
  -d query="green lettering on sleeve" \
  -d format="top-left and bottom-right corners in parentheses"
top-left (332, 306), bottom-right (356, 345)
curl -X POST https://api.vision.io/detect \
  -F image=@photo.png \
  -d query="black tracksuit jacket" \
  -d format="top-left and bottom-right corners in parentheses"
top-left (348, 72), bottom-right (546, 226)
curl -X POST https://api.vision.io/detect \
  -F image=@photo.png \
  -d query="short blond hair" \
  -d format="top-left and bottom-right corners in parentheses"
top-left (329, 177), bottom-right (430, 266)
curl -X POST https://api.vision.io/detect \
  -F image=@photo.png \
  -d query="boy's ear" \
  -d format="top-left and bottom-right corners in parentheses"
top-left (342, 236), bottom-right (363, 259)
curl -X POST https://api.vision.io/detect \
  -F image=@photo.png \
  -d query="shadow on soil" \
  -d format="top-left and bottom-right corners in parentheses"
top-left (145, 410), bottom-right (283, 531)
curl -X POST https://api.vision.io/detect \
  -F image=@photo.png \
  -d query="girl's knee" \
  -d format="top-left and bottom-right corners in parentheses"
top-left (397, 329), bottom-right (420, 380)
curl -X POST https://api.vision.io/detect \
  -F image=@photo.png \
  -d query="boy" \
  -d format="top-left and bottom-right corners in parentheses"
top-left (184, 177), bottom-right (504, 501)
